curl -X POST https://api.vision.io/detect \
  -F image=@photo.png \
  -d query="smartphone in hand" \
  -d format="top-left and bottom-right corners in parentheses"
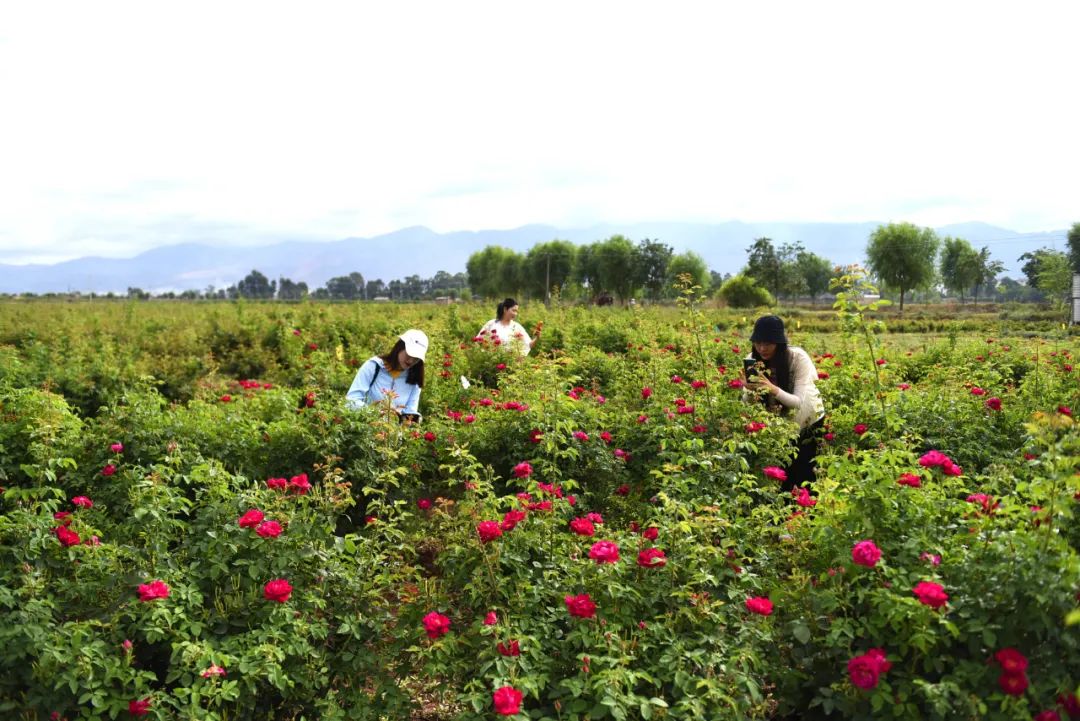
top-left (743, 357), bottom-right (760, 379)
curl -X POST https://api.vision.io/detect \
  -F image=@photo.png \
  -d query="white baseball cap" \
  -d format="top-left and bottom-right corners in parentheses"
top-left (399, 329), bottom-right (429, 361)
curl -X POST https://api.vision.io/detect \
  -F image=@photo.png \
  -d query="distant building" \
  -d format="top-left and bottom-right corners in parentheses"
top-left (1072, 273), bottom-right (1080, 325)
top-left (372, 296), bottom-right (391, 303)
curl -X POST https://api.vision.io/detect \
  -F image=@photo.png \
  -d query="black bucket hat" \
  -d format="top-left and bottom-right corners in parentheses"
top-left (750, 315), bottom-right (787, 344)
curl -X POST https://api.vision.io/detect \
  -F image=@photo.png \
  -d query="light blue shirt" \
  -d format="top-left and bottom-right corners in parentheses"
top-left (345, 356), bottom-right (422, 416)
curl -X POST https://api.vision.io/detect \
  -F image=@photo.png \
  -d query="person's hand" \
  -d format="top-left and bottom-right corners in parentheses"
top-left (747, 373), bottom-right (779, 396)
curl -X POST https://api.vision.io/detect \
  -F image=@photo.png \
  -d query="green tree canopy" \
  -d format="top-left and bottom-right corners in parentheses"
top-left (590, 235), bottom-right (638, 303)
top-left (795, 250), bottom-right (834, 303)
top-left (744, 238), bottom-right (782, 299)
top-left (1068, 222), bottom-right (1080, 273)
top-left (939, 237), bottom-right (980, 303)
top-left (636, 239), bottom-right (674, 300)
top-left (970, 247), bottom-right (1004, 305)
top-left (466, 246), bottom-right (523, 299)
top-left (865, 223), bottom-right (940, 311)
top-left (524, 240), bottom-right (577, 302)
top-left (665, 251), bottom-right (709, 296)
top-left (716, 274), bottom-right (775, 308)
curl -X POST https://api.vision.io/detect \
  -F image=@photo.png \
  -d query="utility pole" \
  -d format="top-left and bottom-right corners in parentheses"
top-left (545, 254), bottom-right (551, 307)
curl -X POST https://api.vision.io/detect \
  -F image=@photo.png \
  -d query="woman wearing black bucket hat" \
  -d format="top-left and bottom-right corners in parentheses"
top-left (743, 315), bottom-right (825, 491)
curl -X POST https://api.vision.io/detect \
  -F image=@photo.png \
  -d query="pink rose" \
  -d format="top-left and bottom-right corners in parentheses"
top-left (851, 540), bottom-right (882, 568)
top-left (573, 431), bottom-right (589, 441)
top-left (483, 611), bottom-right (498, 626)
top-left (255, 520), bottom-right (282, 538)
top-left (71, 496), bottom-right (93, 509)
top-left (588, 541), bottom-right (620, 564)
top-left (564, 593), bottom-right (597, 618)
top-left (918, 450), bottom-right (949, 467)
top-left (200, 664), bottom-right (227, 678)
top-left (137, 580), bottom-right (170, 602)
top-left (288, 474), bottom-right (311, 495)
top-left (763, 467), bottom-right (787, 482)
top-left (512, 462), bottom-right (533, 478)
top-left (477, 521), bottom-right (503, 543)
top-left (110, 442), bottom-right (124, 453)
top-left (492, 685), bottom-right (523, 716)
top-left (793, 487), bottom-right (817, 507)
top-left (266, 477), bottom-right (287, 491)
top-left (745, 596), bottom-right (773, 616)
top-left (128, 698), bottom-right (152, 716)
top-left (422, 611), bottom-right (451, 639)
top-left (912, 581), bottom-right (948, 608)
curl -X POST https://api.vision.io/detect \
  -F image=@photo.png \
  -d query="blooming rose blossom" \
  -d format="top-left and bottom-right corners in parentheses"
top-left (745, 596), bottom-right (774, 616)
top-left (500, 509), bottom-right (526, 531)
top-left (496, 639), bottom-right (520, 656)
top-left (920, 552), bottom-right (941, 566)
top-left (512, 461), bottom-right (532, 478)
top-left (615, 484), bottom-right (630, 496)
top-left (876, 358), bottom-right (887, 366)
top-left (941, 460), bottom-right (963, 476)
top-left (71, 496), bottom-right (93, 509)
top-left (423, 431), bottom-right (436, 442)
top-left (918, 450), bottom-right (950, 467)
top-left (793, 487), bottom-right (817, 507)
top-left (1058, 692), bottom-right (1080, 718)
top-left (985, 397), bottom-right (1003, 411)
top-left (417, 498), bottom-right (432, 510)
top-left (200, 664), bottom-right (227, 678)
top-left (1058, 405), bottom-right (1073, 417)
top-left (853, 423), bottom-right (868, 435)
top-left (998, 671), bottom-right (1029, 696)
top-left (266, 477), bottom-right (287, 491)
top-left (569, 518), bottom-right (596, 536)
top-left (573, 431), bottom-right (589, 441)
top-left (763, 466), bottom-right (787, 482)
top-left (238, 509), bottom-right (265, 529)
top-left (528, 428), bottom-right (544, 444)
top-left (54, 526), bottom-right (81, 547)
top-left (970, 387), bottom-right (986, 396)
top-left (676, 404), bottom-right (695, 415)
top-left (637, 414), bottom-right (648, 424)
top-left (588, 541), bottom-right (620, 564)
top-left (101, 464), bottom-right (117, 477)
top-left (966, 493), bottom-right (998, 514)
top-left (851, 540), bottom-right (882, 568)
top-left (255, 520), bottom-right (282, 538)
top-left (263, 578), bottom-right (293, 603)
top-left (599, 431), bottom-right (613, 444)
top-left (1033, 711), bottom-right (1062, 721)
top-left (483, 611), bottom-right (498, 626)
top-left (477, 521), bottom-right (503, 543)
top-left (728, 378), bottom-right (746, 389)
top-left (137, 580), bottom-right (171, 602)
top-left (110, 442), bottom-right (124, 453)
top-left (642, 526), bottom-right (659, 541)
top-left (422, 611), bottom-right (451, 639)
top-left (128, 698), bottom-right (152, 716)
top-left (897, 383), bottom-right (911, 390)
top-left (641, 387), bottom-right (652, 399)
top-left (847, 648), bottom-right (892, 690)
top-left (637, 548), bottom-right (667, 568)
top-left (897, 473), bottom-right (922, 488)
top-left (745, 421), bottom-right (766, 433)
top-left (492, 686), bottom-right (523, 716)
top-left (565, 593), bottom-right (597, 618)
top-left (912, 581), bottom-right (948, 608)
top-left (288, 474), bottom-right (311, 495)
top-left (671, 375), bottom-right (682, 384)
top-left (994, 647), bottom-right (1028, 674)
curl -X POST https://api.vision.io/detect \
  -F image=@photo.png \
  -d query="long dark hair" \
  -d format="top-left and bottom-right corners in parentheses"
top-left (496, 297), bottom-right (518, 321)
top-left (751, 343), bottom-right (793, 395)
top-left (379, 339), bottom-right (425, 387)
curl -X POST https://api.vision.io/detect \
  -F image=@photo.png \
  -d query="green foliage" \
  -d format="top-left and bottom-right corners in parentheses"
top-left (866, 223), bottom-right (940, 311)
top-left (717, 275), bottom-right (775, 308)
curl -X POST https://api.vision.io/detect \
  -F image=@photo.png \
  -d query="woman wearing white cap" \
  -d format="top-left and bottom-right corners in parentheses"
top-left (346, 329), bottom-right (429, 422)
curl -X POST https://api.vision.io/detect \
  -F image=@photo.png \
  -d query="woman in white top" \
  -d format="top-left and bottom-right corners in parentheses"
top-left (477, 298), bottom-right (537, 356)
top-left (743, 315), bottom-right (826, 491)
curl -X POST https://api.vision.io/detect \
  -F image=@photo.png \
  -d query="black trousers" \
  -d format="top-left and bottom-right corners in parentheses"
top-left (781, 417), bottom-right (825, 492)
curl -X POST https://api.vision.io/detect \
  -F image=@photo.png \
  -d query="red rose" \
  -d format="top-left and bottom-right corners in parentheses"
top-left (497, 639), bottom-right (520, 656)
top-left (853, 423), bottom-right (868, 435)
top-left (993, 647), bottom-right (1028, 674)
top-left (137, 580), bottom-right (170, 602)
top-left (744, 421), bottom-right (766, 433)
top-left (970, 386), bottom-right (986, 396)
top-left (912, 581), bottom-right (948, 608)
top-left (728, 378), bottom-right (746, 389)
top-left (492, 685), bottom-right (523, 716)
top-left (745, 596), bottom-right (773, 616)
top-left (985, 397), bottom-right (1002, 411)
top-left (71, 496), bottom-right (93, 509)
top-left (641, 387), bottom-right (652, 399)
top-left (642, 526), bottom-right (659, 541)
top-left (637, 548), bottom-right (667, 568)
top-left (512, 462), bottom-right (532, 478)
top-left (615, 484), bottom-right (630, 496)
top-left (417, 498), bottom-right (432, 510)
top-left (851, 540), bottom-right (882, 568)
top-left (219, 394), bottom-right (232, 403)
top-left (422, 611), bottom-right (451, 639)
top-left (266, 477), bottom-right (287, 491)
top-left (564, 593), bottom-right (596, 618)
top-left (128, 698), bottom-right (152, 716)
top-left (483, 611), bottom-right (498, 626)
top-left (599, 431), bottom-right (613, 444)
top-left (288, 474), bottom-right (311, 495)
top-left (918, 450), bottom-right (950, 467)
top-left (238, 508), bottom-right (265, 529)
top-left (54, 525), bottom-right (81, 547)
top-left (1034, 711), bottom-right (1062, 721)
top-left (793, 487), bottom-right (817, 507)
top-left (1058, 692), bottom-right (1080, 718)
top-left (847, 648), bottom-right (891, 690)
top-left (569, 518), bottom-right (595, 536)
top-left (423, 431), bottom-right (436, 442)
top-left (263, 578), bottom-right (293, 603)
top-left (501, 510), bottom-right (526, 531)
top-left (897, 473), bottom-right (922, 488)
top-left (998, 671), bottom-right (1028, 696)
top-left (110, 442), bottom-right (124, 453)
top-left (588, 541), bottom-right (620, 564)
top-left (101, 464), bottom-right (117, 477)
top-left (477, 521), bottom-right (503, 543)
top-left (572, 431), bottom-right (589, 441)
top-left (255, 520), bottom-right (283, 538)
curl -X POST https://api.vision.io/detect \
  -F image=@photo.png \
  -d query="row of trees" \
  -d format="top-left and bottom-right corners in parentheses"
top-left (465, 237), bottom-right (711, 303)
top-left (863, 222), bottom-right (1080, 312)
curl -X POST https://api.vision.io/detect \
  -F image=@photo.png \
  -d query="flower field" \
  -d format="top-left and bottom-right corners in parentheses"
top-left (1, 292), bottom-right (1078, 721)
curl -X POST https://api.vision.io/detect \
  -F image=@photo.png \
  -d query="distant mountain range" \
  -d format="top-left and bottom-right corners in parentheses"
top-left (0, 221), bottom-right (1068, 294)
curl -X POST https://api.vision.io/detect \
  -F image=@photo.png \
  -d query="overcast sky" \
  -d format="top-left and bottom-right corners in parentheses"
top-left (1, 1), bottom-right (1077, 265)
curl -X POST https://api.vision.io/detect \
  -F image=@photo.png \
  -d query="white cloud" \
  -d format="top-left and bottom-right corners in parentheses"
top-left (1, 0), bottom-right (1078, 264)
